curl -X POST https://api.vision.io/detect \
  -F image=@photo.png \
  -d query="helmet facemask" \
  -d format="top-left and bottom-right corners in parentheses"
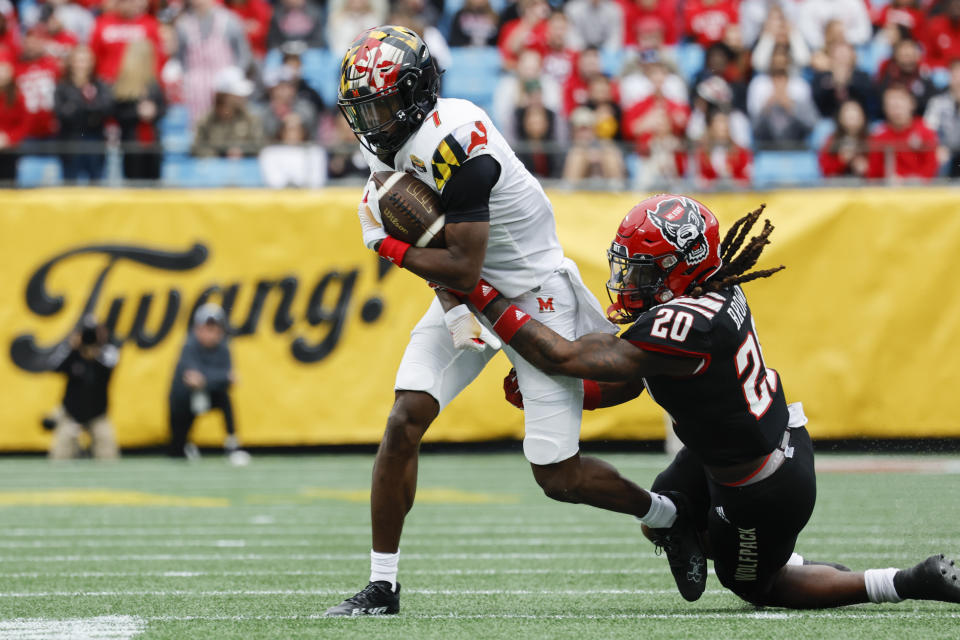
top-left (339, 68), bottom-right (423, 156)
top-left (606, 244), bottom-right (679, 324)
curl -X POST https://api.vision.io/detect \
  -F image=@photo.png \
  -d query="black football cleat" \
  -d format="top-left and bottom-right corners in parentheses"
top-left (894, 554), bottom-right (960, 603)
top-left (648, 491), bottom-right (707, 602)
top-left (803, 559), bottom-right (851, 571)
top-left (324, 581), bottom-right (400, 616)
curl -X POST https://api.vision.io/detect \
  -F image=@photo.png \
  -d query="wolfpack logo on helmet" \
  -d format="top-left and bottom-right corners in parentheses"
top-left (646, 197), bottom-right (709, 265)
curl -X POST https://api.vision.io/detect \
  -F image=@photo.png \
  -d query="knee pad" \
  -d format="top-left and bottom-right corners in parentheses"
top-left (523, 435), bottom-right (577, 466)
top-left (394, 362), bottom-right (437, 395)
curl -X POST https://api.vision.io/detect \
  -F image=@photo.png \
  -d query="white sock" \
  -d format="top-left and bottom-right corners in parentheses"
top-left (864, 568), bottom-right (902, 603)
top-left (638, 492), bottom-right (678, 529)
top-left (370, 550), bottom-right (399, 591)
top-left (787, 552), bottom-right (804, 566)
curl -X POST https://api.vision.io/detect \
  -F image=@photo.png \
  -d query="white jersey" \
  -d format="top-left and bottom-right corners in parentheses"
top-left (361, 98), bottom-right (564, 298)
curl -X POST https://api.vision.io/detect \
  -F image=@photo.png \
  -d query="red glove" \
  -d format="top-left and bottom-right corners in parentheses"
top-left (503, 367), bottom-right (523, 409)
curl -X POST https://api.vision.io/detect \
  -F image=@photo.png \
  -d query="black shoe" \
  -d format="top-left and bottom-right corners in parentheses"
top-left (894, 554), bottom-right (960, 603)
top-left (324, 581), bottom-right (400, 616)
top-left (803, 559), bottom-right (851, 571)
top-left (648, 491), bottom-right (707, 602)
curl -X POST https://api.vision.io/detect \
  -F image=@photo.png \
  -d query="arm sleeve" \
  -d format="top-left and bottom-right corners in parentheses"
top-left (439, 154), bottom-right (501, 224)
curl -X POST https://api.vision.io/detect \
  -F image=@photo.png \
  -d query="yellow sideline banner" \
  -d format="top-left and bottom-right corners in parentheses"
top-left (1, 187), bottom-right (958, 452)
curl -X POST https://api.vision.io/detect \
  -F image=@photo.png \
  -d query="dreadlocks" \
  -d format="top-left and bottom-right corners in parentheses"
top-left (689, 203), bottom-right (785, 296)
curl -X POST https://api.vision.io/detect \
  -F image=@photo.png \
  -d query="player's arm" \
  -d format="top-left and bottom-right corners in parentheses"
top-left (477, 296), bottom-right (700, 382)
top-left (594, 379), bottom-right (646, 407)
top-left (376, 155), bottom-right (500, 292)
top-left (382, 220), bottom-right (489, 292)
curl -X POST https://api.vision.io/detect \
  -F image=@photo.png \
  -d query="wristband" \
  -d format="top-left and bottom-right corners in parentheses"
top-left (583, 380), bottom-right (601, 411)
top-left (467, 279), bottom-right (500, 312)
top-left (378, 236), bottom-right (411, 266)
top-left (492, 305), bottom-right (532, 344)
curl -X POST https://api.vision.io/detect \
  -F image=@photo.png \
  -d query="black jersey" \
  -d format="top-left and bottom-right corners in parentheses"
top-left (621, 286), bottom-right (789, 466)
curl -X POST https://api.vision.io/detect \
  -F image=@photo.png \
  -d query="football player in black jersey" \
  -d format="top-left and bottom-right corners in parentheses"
top-left (459, 194), bottom-right (960, 608)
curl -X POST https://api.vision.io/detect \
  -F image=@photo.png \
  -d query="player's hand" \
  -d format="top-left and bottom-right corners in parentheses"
top-left (443, 304), bottom-right (502, 352)
top-left (503, 368), bottom-right (523, 409)
top-left (357, 202), bottom-right (387, 250)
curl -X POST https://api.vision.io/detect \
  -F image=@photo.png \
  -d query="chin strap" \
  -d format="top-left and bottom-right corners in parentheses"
top-left (606, 302), bottom-right (634, 325)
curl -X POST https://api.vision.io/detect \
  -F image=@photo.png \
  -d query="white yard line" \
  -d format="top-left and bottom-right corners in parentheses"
top-left (0, 615), bottom-right (145, 640)
top-left (109, 611), bottom-right (960, 622)
top-left (0, 567), bottom-right (699, 578)
top-left (0, 588), bottom-right (732, 597)
top-left (0, 551), bottom-right (922, 563)
top-left (0, 537), bottom-right (944, 549)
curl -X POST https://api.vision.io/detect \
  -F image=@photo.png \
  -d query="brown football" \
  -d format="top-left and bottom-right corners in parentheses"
top-left (372, 171), bottom-right (446, 248)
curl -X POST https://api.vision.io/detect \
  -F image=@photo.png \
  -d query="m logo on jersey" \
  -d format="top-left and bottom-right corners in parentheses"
top-left (537, 297), bottom-right (555, 312)
top-left (646, 197), bottom-right (709, 265)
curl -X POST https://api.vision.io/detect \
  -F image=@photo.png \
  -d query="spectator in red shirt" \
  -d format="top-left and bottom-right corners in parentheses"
top-left (683, 0), bottom-right (738, 47)
top-left (634, 107), bottom-right (687, 187)
top-left (562, 47), bottom-right (619, 116)
top-left (622, 0), bottom-right (678, 46)
top-left (819, 99), bottom-right (870, 177)
top-left (16, 27), bottom-right (61, 139)
top-left (535, 11), bottom-right (577, 88)
top-left (696, 107), bottom-right (751, 185)
top-left (36, 8), bottom-right (80, 61)
top-left (225, 0), bottom-right (272, 59)
top-left (867, 84), bottom-right (940, 179)
top-left (874, 0), bottom-right (925, 42)
top-left (498, 0), bottom-right (550, 70)
top-left (0, 56), bottom-right (27, 182)
top-left (622, 60), bottom-right (689, 147)
top-left (89, 0), bottom-right (163, 83)
top-left (924, 0), bottom-right (960, 69)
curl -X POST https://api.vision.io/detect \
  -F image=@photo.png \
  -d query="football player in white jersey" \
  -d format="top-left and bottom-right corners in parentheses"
top-left (324, 26), bottom-right (699, 616)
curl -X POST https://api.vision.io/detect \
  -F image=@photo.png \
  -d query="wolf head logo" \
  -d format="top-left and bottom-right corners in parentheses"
top-left (646, 197), bottom-right (709, 265)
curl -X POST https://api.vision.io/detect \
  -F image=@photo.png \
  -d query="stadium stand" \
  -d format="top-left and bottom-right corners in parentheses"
top-left (0, 0), bottom-right (955, 189)
top-left (752, 150), bottom-right (822, 188)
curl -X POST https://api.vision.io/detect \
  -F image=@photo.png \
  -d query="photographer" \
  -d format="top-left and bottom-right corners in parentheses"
top-left (45, 316), bottom-right (120, 460)
top-left (169, 304), bottom-right (245, 461)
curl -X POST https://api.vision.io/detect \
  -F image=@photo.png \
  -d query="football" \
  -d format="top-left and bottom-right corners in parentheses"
top-left (372, 171), bottom-right (446, 248)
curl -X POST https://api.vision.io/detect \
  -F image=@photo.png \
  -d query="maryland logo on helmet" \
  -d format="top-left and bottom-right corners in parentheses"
top-left (645, 197), bottom-right (710, 265)
top-left (336, 25), bottom-right (441, 155)
top-left (339, 26), bottom-right (421, 99)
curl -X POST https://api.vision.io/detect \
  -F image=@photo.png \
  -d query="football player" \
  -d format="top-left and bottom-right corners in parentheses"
top-left (325, 27), bottom-right (704, 616)
top-left (468, 194), bottom-right (960, 608)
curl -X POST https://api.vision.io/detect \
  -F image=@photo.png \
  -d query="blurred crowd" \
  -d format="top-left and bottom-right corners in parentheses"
top-left (0, 0), bottom-right (959, 187)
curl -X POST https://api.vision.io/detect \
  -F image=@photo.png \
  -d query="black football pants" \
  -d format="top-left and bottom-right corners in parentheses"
top-left (168, 390), bottom-right (236, 457)
top-left (651, 427), bottom-right (817, 604)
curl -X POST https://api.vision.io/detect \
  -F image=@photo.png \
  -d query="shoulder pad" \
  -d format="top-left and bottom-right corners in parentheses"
top-left (622, 300), bottom-right (715, 359)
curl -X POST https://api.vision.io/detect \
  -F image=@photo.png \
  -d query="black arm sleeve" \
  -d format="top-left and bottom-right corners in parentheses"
top-left (440, 154), bottom-right (501, 224)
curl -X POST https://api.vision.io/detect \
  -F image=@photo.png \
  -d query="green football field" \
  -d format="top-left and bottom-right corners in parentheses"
top-left (0, 452), bottom-right (957, 639)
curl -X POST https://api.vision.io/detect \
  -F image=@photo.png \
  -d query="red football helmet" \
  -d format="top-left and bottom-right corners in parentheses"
top-left (606, 194), bottom-right (722, 323)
